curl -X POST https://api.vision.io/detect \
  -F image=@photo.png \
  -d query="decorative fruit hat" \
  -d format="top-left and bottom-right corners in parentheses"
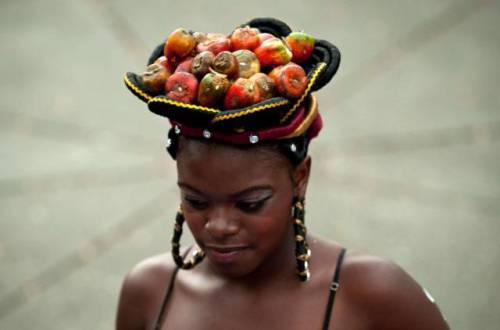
top-left (124, 17), bottom-right (340, 163)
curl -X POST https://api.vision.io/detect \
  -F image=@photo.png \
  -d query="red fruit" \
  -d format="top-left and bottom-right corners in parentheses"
top-left (269, 63), bottom-right (307, 99)
top-left (230, 26), bottom-right (260, 50)
top-left (233, 50), bottom-right (260, 78)
top-left (191, 51), bottom-right (215, 78)
top-left (198, 72), bottom-right (230, 107)
top-left (268, 65), bottom-right (283, 83)
top-left (196, 33), bottom-right (231, 55)
top-left (212, 51), bottom-right (239, 77)
top-left (224, 78), bottom-right (260, 109)
top-left (175, 57), bottom-right (194, 73)
top-left (154, 55), bottom-right (177, 72)
top-left (285, 31), bottom-right (315, 63)
top-left (254, 38), bottom-right (292, 68)
top-left (165, 72), bottom-right (198, 104)
top-left (164, 28), bottom-right (196, 60)
top-left (257, 33), bottom-right (276, 45)
top-left (166, 55), bottom-right (183, 72)
top-left (141, 63), bottom-right (171, 94)
top-left (250, 73), bottom-right (275, 101)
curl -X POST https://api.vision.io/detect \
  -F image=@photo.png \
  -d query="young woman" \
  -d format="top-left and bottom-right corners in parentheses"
top-left (117, 18), bottom-right (449, 330)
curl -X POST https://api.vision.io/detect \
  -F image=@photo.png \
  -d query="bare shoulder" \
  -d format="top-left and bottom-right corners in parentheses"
top-left (115, 253), bottom-right (176, 330)
top-left (340, 252), bottom-right (450, 330)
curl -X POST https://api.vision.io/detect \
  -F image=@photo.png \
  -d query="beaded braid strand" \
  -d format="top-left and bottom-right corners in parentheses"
top-left (171, 210), bottom-right (205, 269)
top-left (293, 199), bottom-right (311, 281)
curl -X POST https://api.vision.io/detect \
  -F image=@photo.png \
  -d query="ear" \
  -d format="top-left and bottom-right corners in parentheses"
top-left (293, 156), bottom-right (311, 199)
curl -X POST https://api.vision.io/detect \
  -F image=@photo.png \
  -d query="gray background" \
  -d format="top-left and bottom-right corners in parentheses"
top-left (1, 0), bottom-right (499, 329)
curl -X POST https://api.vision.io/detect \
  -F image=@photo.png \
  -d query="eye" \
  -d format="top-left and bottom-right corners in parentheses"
top-left (236, 196), bottom-right (271, 213)
top-left (183, 196), bottom-right (209, 210)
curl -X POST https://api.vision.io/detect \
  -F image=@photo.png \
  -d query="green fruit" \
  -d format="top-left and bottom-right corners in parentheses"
top-left (250, 73), bottom-right (275, 101)
top-left (254, 38), bottom-right (292, 67)
top-left (198, 72), bottom-right (230, 107)
top-left (212, 51), bottom-right (239, 77)
top-left (191, 51), bottom-right (215, 78)
top-left (285, 31), bottom-right (315, 63)
top-left (141, 63), bottom-right (170, 94)
top-left (233, 50), bottom-right (260, 79)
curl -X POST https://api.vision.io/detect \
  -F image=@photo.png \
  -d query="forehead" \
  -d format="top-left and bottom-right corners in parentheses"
top-left (176, 139), bottom-right (292, 195)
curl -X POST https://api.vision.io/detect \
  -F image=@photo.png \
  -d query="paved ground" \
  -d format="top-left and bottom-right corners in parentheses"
top-left (1, 0), bottom-right (499, 329)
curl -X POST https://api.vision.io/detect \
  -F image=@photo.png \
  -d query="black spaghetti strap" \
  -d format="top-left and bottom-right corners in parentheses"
top-left (154, 249), bottom-right (191, 330)
top-left (322, 248), bottom-right (347, 330)
top-left (154, 266), bottom-right (180, 330)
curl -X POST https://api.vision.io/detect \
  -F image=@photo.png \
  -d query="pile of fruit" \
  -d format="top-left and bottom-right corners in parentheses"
top-left (140, 26), bottom-right (316, 110)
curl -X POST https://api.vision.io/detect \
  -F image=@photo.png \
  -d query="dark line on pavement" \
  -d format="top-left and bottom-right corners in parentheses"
top-left (320, 120), bottom-right (500, 156)
top-left (0, 162), bottom-right (166, 198)
top-left (333, 0), bottom-right (491, 104)
top-left (314, 167), bottom-right (500, 219)
top-left (2, 0), bottom-right (493, 322)
top-left (0, 110), bottom-right (159, 157)
top-left (0, 190), bottom-right (171, 320)
top-left (83, 0), bottom-right (149, 65)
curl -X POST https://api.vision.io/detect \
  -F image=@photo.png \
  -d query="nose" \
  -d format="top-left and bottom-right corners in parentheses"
top-left (205, 206), bottom-right (239, 239)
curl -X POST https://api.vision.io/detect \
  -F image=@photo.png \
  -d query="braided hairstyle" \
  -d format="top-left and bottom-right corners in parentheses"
top-left (123, 17), bottom-right (341, 281)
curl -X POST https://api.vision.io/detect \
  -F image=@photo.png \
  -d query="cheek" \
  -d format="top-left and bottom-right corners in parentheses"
top-left (181, 205), bottom-right (206, 238)
top-left (247, 196), bottom-right (293, 245)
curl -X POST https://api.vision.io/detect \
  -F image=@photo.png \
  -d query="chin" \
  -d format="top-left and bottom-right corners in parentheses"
top-left (205, 248), bottom-right (261, 278)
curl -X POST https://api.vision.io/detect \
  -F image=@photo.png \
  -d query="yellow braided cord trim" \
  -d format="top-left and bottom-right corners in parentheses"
top-left (212, 99), bottom-right (289, 123)
top-left (123, 73), bottom-right (152, 102)
top-left (280, 62), bottom-right (327, 124)
top-left (282, 95), bottom-right (318, 139)
top-left (149, 97), bottom-right (221, 114)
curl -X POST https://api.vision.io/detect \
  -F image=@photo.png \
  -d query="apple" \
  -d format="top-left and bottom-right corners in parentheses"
top-left (285, 31), bottom-right (315, 63)
top-left (196, 33), bottom-right (231, 55)
top-left (250, 72), bottom-right (275, 101)
top-left (224, 78), bottom-right (260, 109)
top-left (191, 51), bottom-right (215, 78)
top-left (257, 32), bottom-right (276, 44)
top-left (175, 57), bottom-right (194, 73)
top-left (165, 72), bottom-right (199, 103)
top-left (254, 38), bottom-right (292, 68)
top-left (212, 51), bottom-right (239, 77)
top-left (198, 72), bottom-right (230, 107)
top-left (230, 26), bottom-right (260, 50)
top-left (269, 63), bottom-right (307, 99)
top-left (164, 28), bottom-right (196, 71)
top-left (164, 28), bottom-right (196, 59)
top-left (141, 63), bottom-right (170, 94)
top-left (233, 49), bottom-right (260, 78)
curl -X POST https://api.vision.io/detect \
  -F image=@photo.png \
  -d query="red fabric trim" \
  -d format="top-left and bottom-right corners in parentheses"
top-left (172, 105), bottom-right (308, 145)
top-left (169, 102), bottom-right (323, 144)
top-left (307, 113), bottom-right (323, 139)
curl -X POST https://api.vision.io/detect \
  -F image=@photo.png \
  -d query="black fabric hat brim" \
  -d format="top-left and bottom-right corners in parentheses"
top-left (124, 17), bottom-right (340, 133)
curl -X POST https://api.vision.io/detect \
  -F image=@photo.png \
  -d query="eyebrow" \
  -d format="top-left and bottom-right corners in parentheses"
top-left (177, 182), bottom-right (274, 198)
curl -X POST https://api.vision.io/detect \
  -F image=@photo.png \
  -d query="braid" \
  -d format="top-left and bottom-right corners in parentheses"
top-left (292, 198), bottom-right (311, 281)
top-left (171, 209), bottom-right (205, 269)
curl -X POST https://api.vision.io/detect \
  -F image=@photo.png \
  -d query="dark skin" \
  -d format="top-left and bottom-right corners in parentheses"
top-left (116, 139), bottom-right (450, 330)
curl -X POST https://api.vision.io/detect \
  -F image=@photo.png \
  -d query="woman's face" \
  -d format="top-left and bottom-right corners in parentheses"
top-left (176, 139), bottom-right (309, 278)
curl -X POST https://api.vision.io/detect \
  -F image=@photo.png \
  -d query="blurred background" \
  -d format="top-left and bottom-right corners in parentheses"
top-left (1, 0), bottom-right (499, 329)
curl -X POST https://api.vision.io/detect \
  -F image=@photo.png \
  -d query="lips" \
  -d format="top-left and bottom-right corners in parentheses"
top-left (204, 245), bottom-right (249, 264)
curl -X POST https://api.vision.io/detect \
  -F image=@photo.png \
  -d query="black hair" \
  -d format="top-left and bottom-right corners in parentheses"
top-left (166, 126), bottom-right (311, 168)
